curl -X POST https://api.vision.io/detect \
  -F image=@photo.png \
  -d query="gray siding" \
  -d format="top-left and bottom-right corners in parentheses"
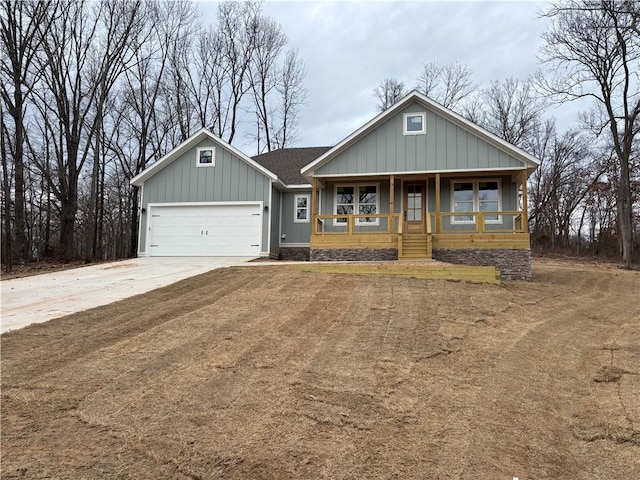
top-left (139, 137), bottom-right (272, 254)
top-left (270, 189), bottom-right (281, 256)
top-left (280, 191), bottom-right (312, 244)
top-left (316, 101), bottom-right (524, 176)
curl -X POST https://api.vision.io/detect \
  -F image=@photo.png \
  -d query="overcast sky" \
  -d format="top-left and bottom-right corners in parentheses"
top-left (196, 0), bottom-right (584, 153)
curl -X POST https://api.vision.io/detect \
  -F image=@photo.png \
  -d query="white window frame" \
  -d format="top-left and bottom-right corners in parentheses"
top-left (294, 194), bottom-right (310, 223)
top-left (403, 112), bottom-right (426, 135)
top-left (334, 184), bottom-right (355, 225)
top-left (333, 183), bottom-right (380, 226)
top-left (450, 179), bottom-right (502, 225)
top-left (196, 147), bottom-right (215, 167)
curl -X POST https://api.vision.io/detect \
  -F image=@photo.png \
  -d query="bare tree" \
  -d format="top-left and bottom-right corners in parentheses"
top-left (416, 61), bottom-right (475, 110)
top-left (1, 100), bottom-right (12, 271)
top-left (1, 0), bottom-right (311, 266)
top-left (373, 78), bottom-right (406, 112)
top-left (528, 120), bottom-right (604, 250)
top-left (271, 49), bottom-right (307, 150)
top-left (109, 0), bottom-right (196, 257)
top-left (167, 1), bottom-right (263, 145)
top-left (215, 0), bottom-right (260, 143)
top-left (32, 0), bottom-right (143, 259)
top-left (540, 0), bottom-right (640, 267)
top-left (468, 77), bottom-right (546, 149)
top-left (0, 0), bottom-right (55, 267)
top-left (188, 26), bottom-right (226, 134)
top-left (248, 15), bottom-right (287, 152)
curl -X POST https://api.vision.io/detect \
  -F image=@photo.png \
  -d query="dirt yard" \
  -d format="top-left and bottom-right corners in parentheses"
top-left (1, 260), bottom-right (639, 479)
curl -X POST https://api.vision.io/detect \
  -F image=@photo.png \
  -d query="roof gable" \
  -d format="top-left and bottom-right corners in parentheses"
top-left (301, 91), bottom-right (540, 178)
top-left (130, 128), bottom-right (277, 187)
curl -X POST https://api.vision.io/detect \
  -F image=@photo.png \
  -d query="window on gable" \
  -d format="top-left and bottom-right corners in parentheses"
top-left (197, 147), bottom-right (215, 167)
top-left (294, 194), bottom-right (310, 223)
top-left (403, 112), bottom-right (426, 135)
top-left (334, 184), bottom-right (379, 225)
top-left (452, 180), bottom-right (501, 224)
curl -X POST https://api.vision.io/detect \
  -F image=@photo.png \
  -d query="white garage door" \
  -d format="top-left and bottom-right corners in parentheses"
top-left (148, 204), bottom-right (262, 257)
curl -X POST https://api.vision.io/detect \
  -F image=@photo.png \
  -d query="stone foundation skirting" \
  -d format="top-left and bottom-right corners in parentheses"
top-left (279, 246), bottom-right (310, 261)
top-left (310, 248), bottom-right (398, 262)
top-left (432, 248), bottom-right (531, 280)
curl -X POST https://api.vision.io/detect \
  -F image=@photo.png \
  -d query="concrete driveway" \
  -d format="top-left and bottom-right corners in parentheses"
top-left (0, 257), bottom-right (254, 333)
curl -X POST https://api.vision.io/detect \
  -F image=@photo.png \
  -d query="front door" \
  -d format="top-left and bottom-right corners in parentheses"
top-left (403, 181), bottom-right (426, 234)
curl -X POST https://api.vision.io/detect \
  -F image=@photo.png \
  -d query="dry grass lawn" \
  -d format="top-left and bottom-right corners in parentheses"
top-left (1, 260), bottom-right (639, 479)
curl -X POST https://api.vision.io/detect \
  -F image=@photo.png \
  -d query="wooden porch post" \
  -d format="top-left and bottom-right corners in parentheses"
top-left (435, 173), bottom-right (441, 234)
top-left (311, 177), bottom-right (317, 234)
top-left (521, 169), bottom-right (529, 233)
top-left (389, 175), bottom-right (395, 233)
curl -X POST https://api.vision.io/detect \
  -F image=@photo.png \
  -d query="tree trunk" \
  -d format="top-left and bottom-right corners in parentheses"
top-left (1, 123), bottom-right (13, 273)
top-left (617, 154), bottom-right (634, 268)
top-left (44, 151), bottom-right (51, 257)
top-left (96, 148), bottom-right (105, 259)
top-left (87, 138), bottom-right (99, 260)
top-left (60, 138), bottom-right (79, 260)
top-left (12, 85), bottom-right (28, 264)
top-left (60, 198), bottom-right (77, 260)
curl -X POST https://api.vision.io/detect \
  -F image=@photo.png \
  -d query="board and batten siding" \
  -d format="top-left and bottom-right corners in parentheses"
top-left (139, 137), bottom-right (272, 254)
top-left (280, 191), bottom-right (312, 244)
top-left (270, 189), bottom-right (282, 256)
top-left (315, 102), bottom-right (524, 176)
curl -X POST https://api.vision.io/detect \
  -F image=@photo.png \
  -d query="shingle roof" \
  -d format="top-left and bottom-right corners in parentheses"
top-left (252, 146), bottom-right (332, 186)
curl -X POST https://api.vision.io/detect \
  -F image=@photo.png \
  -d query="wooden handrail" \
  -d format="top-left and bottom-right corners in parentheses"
top-left (312, 212), bottom-right (526, 235)
top-left (313, 213), bottom-right (402, 235)
top-left (428, 211), bottom-right (527, 234)
top-left (433, 210), bottom-right (525, 216)
top-left (315, 213), bottom-right (390, 219)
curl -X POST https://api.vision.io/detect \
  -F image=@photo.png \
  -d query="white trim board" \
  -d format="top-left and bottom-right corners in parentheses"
top-left (312, 166), bottom-right (528, 179)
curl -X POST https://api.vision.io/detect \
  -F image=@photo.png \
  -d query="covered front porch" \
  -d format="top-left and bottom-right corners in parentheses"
top-left (309, 170), bottom-right (531, 261)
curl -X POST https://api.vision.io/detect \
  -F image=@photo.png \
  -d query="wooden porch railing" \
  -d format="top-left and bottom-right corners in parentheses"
top-left (314, 213), bottom-right (401, 235)
top-left (313, 211), bottom-right (526, 236)
top-left (430, 211), bottom-right (527, 234)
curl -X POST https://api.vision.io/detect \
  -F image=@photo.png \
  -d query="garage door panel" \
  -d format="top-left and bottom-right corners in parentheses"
top-left (149, 204), bottom-right (261, 257)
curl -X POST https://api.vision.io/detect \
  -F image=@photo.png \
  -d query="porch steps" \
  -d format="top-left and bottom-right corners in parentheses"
top-left (399, 234), bottom-right (432, 260)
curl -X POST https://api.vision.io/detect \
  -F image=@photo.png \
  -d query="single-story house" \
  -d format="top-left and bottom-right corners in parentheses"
top-left (130, 91), bottom-right (540, 279)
